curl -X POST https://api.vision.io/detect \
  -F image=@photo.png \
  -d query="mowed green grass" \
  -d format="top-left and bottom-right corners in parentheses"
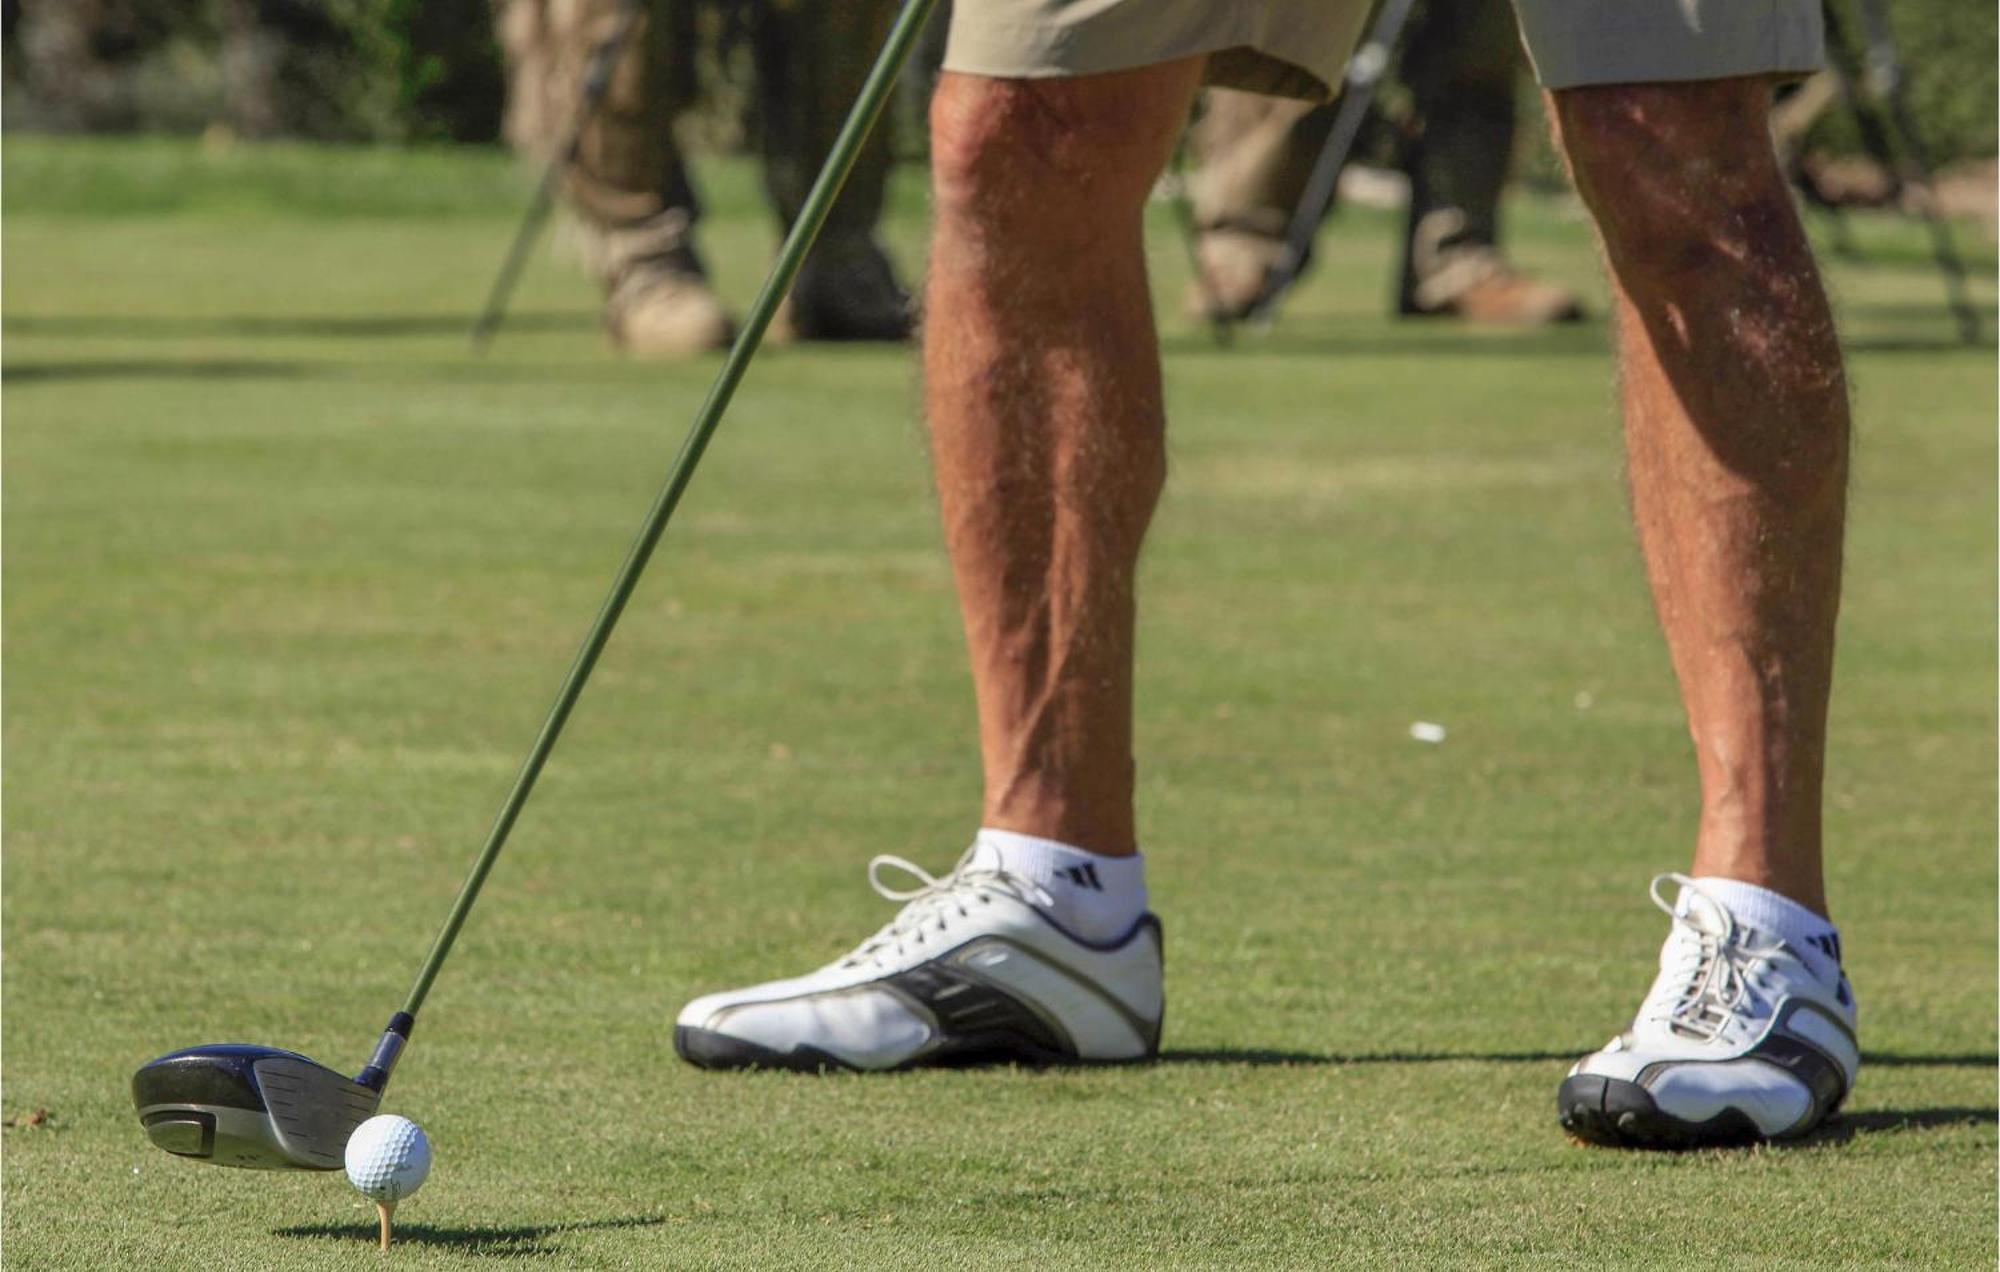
top-left (3, 136), bottom-right (1994, 1269)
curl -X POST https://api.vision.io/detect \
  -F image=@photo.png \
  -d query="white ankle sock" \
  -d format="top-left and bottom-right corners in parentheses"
top-left (1693, 876), bottom-right (1843, 985)
top-left (968, 828), bottom-right (1147, 944)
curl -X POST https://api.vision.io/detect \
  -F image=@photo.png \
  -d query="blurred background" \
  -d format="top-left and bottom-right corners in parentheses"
top-left (5, 0), bottom-right (1993, 191)
top-left (5, 5), bottom-right (1994, 1267)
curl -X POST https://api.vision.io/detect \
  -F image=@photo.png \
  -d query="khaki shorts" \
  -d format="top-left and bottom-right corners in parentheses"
top-left (942, 0), bottom-right (1824, 98)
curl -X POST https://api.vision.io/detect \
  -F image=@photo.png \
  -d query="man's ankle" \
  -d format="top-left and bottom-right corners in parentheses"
top-left (968, 828), bottom-right (1148, 943)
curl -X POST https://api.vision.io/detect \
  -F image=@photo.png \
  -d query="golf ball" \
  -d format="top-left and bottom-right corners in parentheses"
top-left (344, 1114), bottom-right (431, 1203)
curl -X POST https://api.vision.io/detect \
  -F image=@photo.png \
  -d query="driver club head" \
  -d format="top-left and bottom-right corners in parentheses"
top-left (132, 1044), bottom-right (380, 1170)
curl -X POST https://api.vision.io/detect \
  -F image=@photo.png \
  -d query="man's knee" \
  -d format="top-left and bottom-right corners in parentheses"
top-left (1554, 78), bottom-right (1798, 284)
top-left (929, 66), bottom-right (1195, 232)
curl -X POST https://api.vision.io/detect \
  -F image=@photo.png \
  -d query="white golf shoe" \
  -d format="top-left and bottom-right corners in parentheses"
top-left (1559, 874), bottom-right (1859, 1147)
top-left (674, 850), bottom-right (1164, 1071)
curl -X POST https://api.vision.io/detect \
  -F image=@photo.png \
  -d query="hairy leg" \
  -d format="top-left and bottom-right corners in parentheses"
top-left (1553, 78), bottom-right (1849, 915)
top-left (925, 62), bottom-right (1203, 855)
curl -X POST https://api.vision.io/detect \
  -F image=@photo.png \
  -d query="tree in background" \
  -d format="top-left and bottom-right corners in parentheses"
top-left (4, 0), bottom-right (503, 142)
top-left (1, 0), bottom-right (1993, 166)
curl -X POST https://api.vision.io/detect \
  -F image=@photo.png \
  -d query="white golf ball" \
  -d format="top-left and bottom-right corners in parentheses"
top-left (344, 1114), bottom-right (431, 1203)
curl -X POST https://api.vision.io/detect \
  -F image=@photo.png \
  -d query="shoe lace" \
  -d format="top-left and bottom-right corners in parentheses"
top-left (833, 848), bottom-right (1053, 972)
top-left (1638, 872), bottom-right (1762, 1043)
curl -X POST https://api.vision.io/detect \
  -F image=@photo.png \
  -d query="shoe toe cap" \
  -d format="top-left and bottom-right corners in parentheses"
top-left (1569, 1043), bottom-right (1649, 1084)
top-left (1566, 1046), bottom-right (1820, 1141)
top-left (676, 984), bottom-right (934, 1071)
top-left (1642, 1058), bottom-right (1815, 1134)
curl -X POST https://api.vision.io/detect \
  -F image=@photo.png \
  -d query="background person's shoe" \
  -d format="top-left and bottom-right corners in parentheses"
top-left (603, 256), bottom-right (735, 358)
top-left (674, 850), bottom-right (1164, 1072)
top-left (772, 238), bottom-right (912, 343)
top-left (1400, 251), bottom-right (1584, 326)
top-left (1183, 227), bottom-right (1283, 321)
top-left (1558, 874), bottom-right (1859, 1149)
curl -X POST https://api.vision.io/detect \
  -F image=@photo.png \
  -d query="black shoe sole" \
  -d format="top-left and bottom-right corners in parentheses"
top-left (674, 1025), bottom-right (1163, 1074)
top-left (1557, 1073), bottom-right (1776, 1149)
top-left (674, 1026), bottom-right (856, 1073)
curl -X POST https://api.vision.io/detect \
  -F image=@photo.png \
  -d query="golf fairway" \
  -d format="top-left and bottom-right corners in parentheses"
top-left (3, 138), bottom-right (1994, 1268)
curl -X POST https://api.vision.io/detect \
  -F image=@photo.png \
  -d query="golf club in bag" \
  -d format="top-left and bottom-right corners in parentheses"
top-left (469, 0), bottom-right (645, 354)
top-left (131, 0), bottom-right (941, 1171)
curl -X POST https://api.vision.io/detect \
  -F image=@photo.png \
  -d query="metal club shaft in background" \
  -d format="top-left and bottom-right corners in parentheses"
top-left (406, 0), bottom-right (941, 1021)
top-left (1238, 0), bottom-right (1419, 327)
top-left (470, 0), bottom-right (645, 354)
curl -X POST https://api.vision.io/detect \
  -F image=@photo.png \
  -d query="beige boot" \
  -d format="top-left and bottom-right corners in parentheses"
top-left (604, 256), bottom-right (735, 358)
top-left (1402, 245), bottom-right (1584, 326)
top-left (1183, 228), bottom-right (1285, 321)
top-left (1423, 267), bottom-right (1585, 326)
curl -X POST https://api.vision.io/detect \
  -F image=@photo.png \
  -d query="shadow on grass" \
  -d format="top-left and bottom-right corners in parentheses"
top-left (273, 1214), bottom-right (664, 1258)
top-left (1159, 325), bottom-right (1609, 360)
top-left (1836, 335), bottom-right (1998, 355)
top-left (1160, 326), bottom-right (1984, 360)
top-left (2, 359), bottom-right (315, 384)
top-left (1797, 1106), bottom-right (1996, 1147)
top-left (1159, 1047), bottom-right (1584, 1066)
top-left (1158, 1048), bottom-right (1998, 1070)
top-left (1861, 1051), bottom-right (1998, 1069)
top-left (3, 311), bottom-right (592, 340)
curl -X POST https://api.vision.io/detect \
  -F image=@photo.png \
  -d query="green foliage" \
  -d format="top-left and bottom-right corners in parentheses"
top-left (2, 0), bottom-right (503, 143)
top-left (384, 0), bottom-right (506, 144)
top-left (1809, 0), bottom-right (1999, 164)
top-left (2, 2), bottom-right (1995, 158)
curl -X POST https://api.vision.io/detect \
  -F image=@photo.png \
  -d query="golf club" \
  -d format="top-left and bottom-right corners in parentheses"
top-left (1237, 0), bottom-right (1419, 327)
top-left (131, 0), bottom-right (941, 1171)
top-left (469, 0), bottom-right (645, 354)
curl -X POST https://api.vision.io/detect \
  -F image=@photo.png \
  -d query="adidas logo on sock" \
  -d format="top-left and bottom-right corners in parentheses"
top-left (1056, 863), bottom-right (1104, 891)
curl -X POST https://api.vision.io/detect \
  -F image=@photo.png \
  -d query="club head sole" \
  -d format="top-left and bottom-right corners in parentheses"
top-left (133, 1044), bottom-right (379, 1170)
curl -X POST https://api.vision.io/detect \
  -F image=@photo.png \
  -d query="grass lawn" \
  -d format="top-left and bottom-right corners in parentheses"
top-left (3, 136), bottom-right (1995, 1268)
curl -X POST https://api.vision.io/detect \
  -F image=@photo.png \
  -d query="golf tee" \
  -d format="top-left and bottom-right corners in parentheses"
top-left (377, 1201), bottom-right (395, 1252)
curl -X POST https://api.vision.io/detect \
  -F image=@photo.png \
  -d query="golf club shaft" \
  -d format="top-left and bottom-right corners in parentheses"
top-left (1244, 0), bottom-right (1418, 325)
top-left (471, 0), bottom-right (645, 353)
top-left (469, 155), bottom-right (571, 353)
top-left (402, 0), bottom-right (940, 1022)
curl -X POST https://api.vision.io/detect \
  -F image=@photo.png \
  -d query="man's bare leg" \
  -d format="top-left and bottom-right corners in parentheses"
top-left (925, 62), bottom-right (1204, 857)
top-left (675, 76), bottom-right (1194, 1063)
top-left (1553, 77), bottom-right (1859, 1148)
top-left (1555, 78), bottom-right (1848, 917)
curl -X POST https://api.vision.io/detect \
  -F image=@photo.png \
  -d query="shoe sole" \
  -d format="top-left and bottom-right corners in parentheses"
top-left (674, 1026), bottom-right (856, 1073)
top-left (673, 1025), bottom-right (1160, 1074)
top-left (1557, 1073), bottom-right (1783, 1149)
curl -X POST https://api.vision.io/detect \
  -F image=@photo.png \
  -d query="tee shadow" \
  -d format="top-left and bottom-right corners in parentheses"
top-left (273, 1214), bottom-right (664, 1258)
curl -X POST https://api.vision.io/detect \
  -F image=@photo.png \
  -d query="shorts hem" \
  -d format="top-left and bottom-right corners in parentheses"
top-left (1525, 6), bottom-right (1824, 89)
top-left (941, 11), bottom-right (1339, 101)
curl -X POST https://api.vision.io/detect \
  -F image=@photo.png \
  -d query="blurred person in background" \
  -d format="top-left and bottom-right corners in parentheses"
top-left (1188, 0), bottom-right (1584, 325)
top-left (498, 0), bottom-right (913, 357)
